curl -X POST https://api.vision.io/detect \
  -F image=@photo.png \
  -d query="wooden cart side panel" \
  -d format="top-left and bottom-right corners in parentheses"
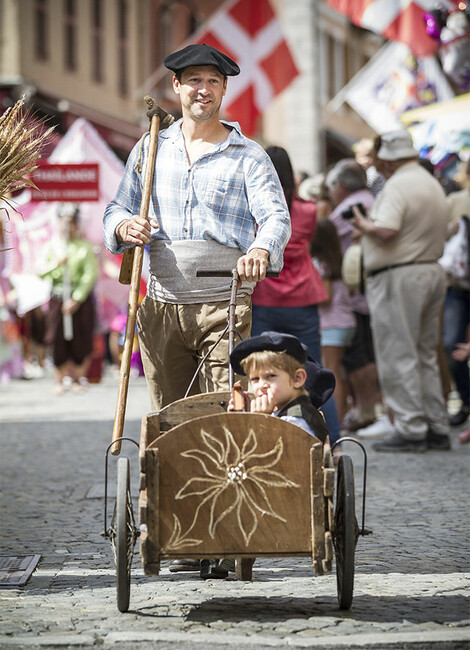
top-left (311, 443), bottom-right (326, 576)
top-left (139, 491), bottom-right (151, 570)
top-left (140, 448), bottom-right (160, 575)
top-left (154, 392), bottom-right (233, 434)
top-left (322, 443), bottom-right (334, 574)
top-left (323, 440), bottom-right (335, 538)
top-left (139, 414), bottom-right (154, 491)
top-left (141, 412), bottom-right (160, 450)
top-left (323, 468), bottom-right (335, 498)
top-left (146, 413), bottom-right (325, 559)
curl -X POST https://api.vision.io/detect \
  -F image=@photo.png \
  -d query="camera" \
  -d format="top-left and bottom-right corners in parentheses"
top-left (342, 203), bottom-right (366, 220)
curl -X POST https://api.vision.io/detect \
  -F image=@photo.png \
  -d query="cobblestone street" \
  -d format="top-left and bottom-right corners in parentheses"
top-left (1, 371), bottom-right (469, 649)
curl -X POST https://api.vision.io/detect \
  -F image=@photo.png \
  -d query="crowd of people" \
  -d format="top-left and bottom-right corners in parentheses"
top-left (299, 138), bottom-right (470, 449)
top-left (1, 43), bottom-right (468, 453)
top-left (1, 203), bottom-right (99, 392)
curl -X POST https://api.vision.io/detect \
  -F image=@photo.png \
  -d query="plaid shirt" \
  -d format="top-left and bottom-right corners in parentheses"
top-left (103, 119), bottom-right (290, 271)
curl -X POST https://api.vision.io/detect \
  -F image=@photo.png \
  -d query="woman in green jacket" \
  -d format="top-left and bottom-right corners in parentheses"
top-left (39, 204), bottom-right (99, 394)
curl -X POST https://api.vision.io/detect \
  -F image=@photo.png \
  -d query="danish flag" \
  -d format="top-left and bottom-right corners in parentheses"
top-left (327, 0), bottom-right (456, 58)
top-left (194, 0), bottom-right (299, 136)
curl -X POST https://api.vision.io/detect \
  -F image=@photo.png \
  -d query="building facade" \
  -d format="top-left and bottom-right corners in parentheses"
top-left (0, 0), bottom-right (380, 171)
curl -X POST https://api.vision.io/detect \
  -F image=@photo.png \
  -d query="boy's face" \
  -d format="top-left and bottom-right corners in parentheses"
top-left (248, 365), bottom-right (305, 411)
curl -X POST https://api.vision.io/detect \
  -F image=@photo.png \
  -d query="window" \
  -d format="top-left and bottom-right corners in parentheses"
top-left (117, 0), bottom-right (128, 96)
top-left (35, 0), bottom-right (49, 61)
top-left (91, 0), bottom-right (104, 82)
top-left (64, 0), bottom-right (77, 71)
top-left (154, 1), bottom-right (198, 73)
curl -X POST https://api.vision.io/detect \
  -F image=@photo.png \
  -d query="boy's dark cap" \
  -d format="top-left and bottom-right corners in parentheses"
top-left (304, 358), bottom-right (336, 408)
top-left (230, 332), bottom-right (309, 376)
top-left (164, 43), bottom-right (240, 76)
top-left (230, 331), bottom-right (335, 408)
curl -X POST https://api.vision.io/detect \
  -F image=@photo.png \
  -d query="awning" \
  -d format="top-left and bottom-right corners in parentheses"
top-left (401, 93), bottom-right (470, 126)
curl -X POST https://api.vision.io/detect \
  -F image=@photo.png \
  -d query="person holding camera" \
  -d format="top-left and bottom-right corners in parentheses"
top-left (349, 130), bottom-right (451, 452)
top-left (325, 159), bottom-right (381, 433)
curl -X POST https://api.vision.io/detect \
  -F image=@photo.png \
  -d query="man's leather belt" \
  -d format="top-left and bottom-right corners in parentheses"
top-left (367, 260), bottom-right (435, 278)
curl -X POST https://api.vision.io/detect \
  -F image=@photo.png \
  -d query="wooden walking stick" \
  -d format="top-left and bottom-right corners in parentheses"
top-left (110, 98), bottom-right (173, 455)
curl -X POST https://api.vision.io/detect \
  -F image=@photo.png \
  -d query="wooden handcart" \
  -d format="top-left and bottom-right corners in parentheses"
top-left (102, 270), bottom-right (371, 613)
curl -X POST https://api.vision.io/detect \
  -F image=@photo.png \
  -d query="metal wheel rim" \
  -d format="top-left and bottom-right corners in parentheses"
top-left (110, 457), bottom-right (137, 612)
top-left (334, 455), bottom-right (358, 610)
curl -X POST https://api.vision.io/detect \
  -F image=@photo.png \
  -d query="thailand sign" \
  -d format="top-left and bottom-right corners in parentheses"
top-left (30, 163), bottom-right (100, 202)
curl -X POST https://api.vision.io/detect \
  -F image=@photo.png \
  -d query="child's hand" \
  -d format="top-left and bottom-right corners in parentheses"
top-left (227, 397), bottom-right (242, 411)
top-left (228, 382), bottom-right (250, 412)
top-left (250, 389), bottom-right (276, 414)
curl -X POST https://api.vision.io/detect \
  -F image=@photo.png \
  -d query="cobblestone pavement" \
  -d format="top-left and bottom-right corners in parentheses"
top-left (1, 370), bottom-right (469, 649)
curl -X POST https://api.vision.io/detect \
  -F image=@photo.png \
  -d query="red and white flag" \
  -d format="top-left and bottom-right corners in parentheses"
top-left (193, 0), bottom-right (299, 136)
top-left (327, 0), bottom-right (456, 58)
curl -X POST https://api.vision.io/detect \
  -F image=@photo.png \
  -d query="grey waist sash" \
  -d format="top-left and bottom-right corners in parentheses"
top-left (147, 239), bottom-right (255, 304)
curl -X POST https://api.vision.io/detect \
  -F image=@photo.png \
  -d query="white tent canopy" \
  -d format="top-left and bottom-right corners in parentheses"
top-left (4, 118), bottom-right (141, 327)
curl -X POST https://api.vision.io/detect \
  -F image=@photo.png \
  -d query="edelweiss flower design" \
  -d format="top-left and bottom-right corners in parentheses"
top-left (166, 426), bottom-right (300, 549)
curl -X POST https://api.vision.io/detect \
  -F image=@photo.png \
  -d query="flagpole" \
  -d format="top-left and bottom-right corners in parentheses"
top-left (311, 0), bottom-right (324, 173)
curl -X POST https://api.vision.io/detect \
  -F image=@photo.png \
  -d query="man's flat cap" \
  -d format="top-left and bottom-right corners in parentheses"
top-left (164, 43), bottom-right (240, 76)
top-left (230, 332), bottom-right (335, 408)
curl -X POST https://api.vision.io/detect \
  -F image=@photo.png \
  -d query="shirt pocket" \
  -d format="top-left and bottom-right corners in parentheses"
top-left (203, 173), bottom-right (245, 214)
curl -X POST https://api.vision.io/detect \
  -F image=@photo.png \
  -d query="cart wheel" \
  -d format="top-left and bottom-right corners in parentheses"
top-left (113, 456), bottom-right (135, 613)
top-left (334, 455), bottom-right (358, 610)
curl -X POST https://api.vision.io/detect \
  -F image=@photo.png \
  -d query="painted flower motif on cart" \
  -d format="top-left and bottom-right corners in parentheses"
top-left (166, 426), bottom-right (300, 550)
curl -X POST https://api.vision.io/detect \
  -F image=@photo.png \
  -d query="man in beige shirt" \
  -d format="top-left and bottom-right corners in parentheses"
top-left (350, 130), bottom-right (451, 452)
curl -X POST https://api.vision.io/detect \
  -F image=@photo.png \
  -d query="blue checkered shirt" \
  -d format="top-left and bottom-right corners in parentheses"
top-left (103, 119), bottom-right (290, 271)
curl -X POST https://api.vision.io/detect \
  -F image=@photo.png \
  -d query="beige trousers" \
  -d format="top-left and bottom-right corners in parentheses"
top-left (136, 295), bottom-right (252, 411)
top-left (367, 263), bottom-right (449, 439)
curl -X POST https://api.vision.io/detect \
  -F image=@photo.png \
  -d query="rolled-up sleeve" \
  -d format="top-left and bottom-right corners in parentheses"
top-left (103, 137), bottom-right (146, 255)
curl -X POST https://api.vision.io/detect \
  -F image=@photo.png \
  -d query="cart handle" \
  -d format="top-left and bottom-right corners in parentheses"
top-left (183, 269), bottom-right (279, 397)
top-left (102, 437), bottom-right (139, 538)
top-left (331, 436), bottom-right (372, 537)
top-left (196, 270), bottom-right (279, 277)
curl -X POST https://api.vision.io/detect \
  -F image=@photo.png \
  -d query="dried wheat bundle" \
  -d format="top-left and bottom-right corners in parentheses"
top-left (0, 95), bottom-right (55, 203)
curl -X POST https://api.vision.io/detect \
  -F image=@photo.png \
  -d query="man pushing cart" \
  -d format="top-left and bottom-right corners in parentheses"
top-left (102, 44), bottom-right (371, 613)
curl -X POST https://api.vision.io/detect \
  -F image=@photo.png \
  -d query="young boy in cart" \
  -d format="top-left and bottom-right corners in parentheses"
top-left (228, 331), bottom-right (335, 443)
top-left (200, 332), bottom-right (336, 580)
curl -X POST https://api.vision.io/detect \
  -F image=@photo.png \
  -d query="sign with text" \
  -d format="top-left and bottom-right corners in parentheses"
top-left (30, 163), bottom-right (100, 202)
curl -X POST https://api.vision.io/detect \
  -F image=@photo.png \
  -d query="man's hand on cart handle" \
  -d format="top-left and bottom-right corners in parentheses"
top-left (237, 248), bottom-right (269, 282)
top-left (116, 214), bottom-right (159, 246)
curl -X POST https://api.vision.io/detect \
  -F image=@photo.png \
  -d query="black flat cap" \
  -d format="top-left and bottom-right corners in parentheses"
top-left (230, 331), bottom-right (335, 408)
top-left (164, 43), bottom-right (240, 76)
top-left (230, 332), bottom-right (309, 375)
top-left (304, 359), bottom-right (335, 408)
